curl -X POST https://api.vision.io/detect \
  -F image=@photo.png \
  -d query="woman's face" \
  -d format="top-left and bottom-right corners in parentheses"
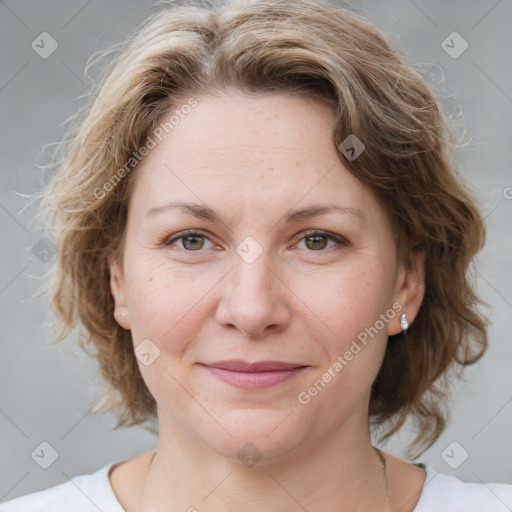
top-left (110, 91), bottom-right (423, 463)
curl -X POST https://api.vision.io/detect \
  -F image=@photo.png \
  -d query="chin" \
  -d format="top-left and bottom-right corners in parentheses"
top-left (196, 407), bottom-right (311, 466)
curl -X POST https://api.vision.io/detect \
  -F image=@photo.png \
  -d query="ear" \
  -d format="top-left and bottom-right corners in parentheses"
top-left (387, 250), bottom-right (425, 336)
top-left (109, 257), bottom-right (131, 330)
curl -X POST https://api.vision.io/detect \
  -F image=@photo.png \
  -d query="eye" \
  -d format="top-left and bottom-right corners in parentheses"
top-left (294, 230), bottom-right (349, 252)
top-left (160, 229), bottom-right (349, 254)
top-left (162, 230), bottom-right (214, 251)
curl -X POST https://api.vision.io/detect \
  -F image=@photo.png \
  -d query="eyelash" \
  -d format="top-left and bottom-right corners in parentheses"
top-left (160, 229), bottom-right (350, 255)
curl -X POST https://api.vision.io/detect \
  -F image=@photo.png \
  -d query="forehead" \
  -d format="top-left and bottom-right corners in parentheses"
top-left (158, 91), bottom-right (335, 166)
top-left (131, 91), bottom-right (377, 221)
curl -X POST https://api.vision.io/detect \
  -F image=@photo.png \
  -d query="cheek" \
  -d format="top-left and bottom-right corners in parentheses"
top-left (294, 263), bottom-right (392, 417)
top-left (122, 254), bottom-right (216, 413)
top-left (123, 252), bottom-right (219, 350)
top-left (306, 260), bottom-right (390, 340)
top-left (303, 257), bottom-right (394, 392)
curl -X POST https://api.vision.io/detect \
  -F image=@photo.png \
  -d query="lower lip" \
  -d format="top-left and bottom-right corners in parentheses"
top-left (203, 366), bottom-right (307, 390)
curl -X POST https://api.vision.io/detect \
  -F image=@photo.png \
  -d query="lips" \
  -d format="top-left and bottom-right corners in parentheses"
top-left (204, 360), bottom-right (305, 372)
top-left (200, 360), bottom-right (309, 390)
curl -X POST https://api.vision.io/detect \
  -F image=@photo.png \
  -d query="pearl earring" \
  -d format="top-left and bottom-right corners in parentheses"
top-left (400, 312), bottom-right (409, 332)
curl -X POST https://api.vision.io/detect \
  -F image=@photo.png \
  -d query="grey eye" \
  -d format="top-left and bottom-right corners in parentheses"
top-left (180, 234), bottom-right (206, 251)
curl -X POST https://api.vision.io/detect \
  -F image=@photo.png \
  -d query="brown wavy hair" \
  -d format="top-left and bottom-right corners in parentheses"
top-left (39, 0), bottom-right (488, 458)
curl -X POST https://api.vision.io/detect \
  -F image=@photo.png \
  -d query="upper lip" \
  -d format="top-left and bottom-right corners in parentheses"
top-left (201, 360), bottom-right (307, 372)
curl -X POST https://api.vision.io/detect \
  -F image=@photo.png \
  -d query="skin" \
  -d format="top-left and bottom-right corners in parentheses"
top-left (109, 91), bottom-right (427, 511)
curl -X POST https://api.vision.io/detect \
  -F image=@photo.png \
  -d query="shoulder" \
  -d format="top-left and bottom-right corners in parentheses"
top-left (0, 462), bottom-right (124, 512)
top-left (415, 463), bottom-right (512, 512)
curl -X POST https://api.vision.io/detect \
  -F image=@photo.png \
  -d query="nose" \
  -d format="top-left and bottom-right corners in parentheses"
top-left (215, 252), bottom-right (291, 338)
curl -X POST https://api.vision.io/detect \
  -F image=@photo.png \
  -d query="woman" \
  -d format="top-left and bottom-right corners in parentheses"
top-left (2, 0), bottom-right (511, 510)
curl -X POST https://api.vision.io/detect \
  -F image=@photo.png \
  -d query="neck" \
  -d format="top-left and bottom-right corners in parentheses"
top-left (143, 410), bottom-right (390, 511)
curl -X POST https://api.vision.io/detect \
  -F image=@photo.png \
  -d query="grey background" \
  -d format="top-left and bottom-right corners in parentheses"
top-left (1, 0), bottom-right (511, 502)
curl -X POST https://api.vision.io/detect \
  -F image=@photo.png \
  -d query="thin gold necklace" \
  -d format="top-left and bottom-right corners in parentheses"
top-left (142, 447), bottom-right (391, 510)
top-left (375, 446), bottom-right (391, 510)
top-left (142, 450), bottom-right (157, 511)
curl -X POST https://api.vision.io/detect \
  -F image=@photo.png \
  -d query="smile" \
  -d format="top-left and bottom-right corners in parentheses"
top-left (199, 360), bottom-right (310, 391)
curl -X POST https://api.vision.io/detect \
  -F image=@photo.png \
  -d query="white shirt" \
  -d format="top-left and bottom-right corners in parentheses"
top-left (1, 461), bottom-right (511, 511)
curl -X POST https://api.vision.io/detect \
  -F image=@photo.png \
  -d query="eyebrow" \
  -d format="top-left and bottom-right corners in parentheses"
top-left (145, 200), bottom-right (365, 225)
